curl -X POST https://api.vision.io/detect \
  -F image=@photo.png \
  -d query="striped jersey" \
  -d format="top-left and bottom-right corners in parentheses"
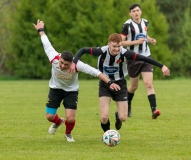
top-left (41, 35), bottom-right (101, 91)
top-left (73, 47), bottom-right (163, 81)
top-left (74, 46), bottom-right (128, 81)
top-left (97, 46), bottom-right (128, 81)
top-left (121, 18), bottom-right (151, 56)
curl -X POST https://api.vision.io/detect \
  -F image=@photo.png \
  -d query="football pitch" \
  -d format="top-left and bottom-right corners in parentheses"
top-left (0, 79), bottom-right (191, 160)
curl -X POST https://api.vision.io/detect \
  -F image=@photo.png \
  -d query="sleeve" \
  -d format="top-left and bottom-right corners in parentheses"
top-left (73, 47), bottom-right (103, 64)
top-left (121, 23), bottom-right (130, 36)
top-left (76, 60), bottom-right (102, 77)
top-left (124, 50), bottom-right (163, 68)
top-left (41, 35), bottom-right (59, 62)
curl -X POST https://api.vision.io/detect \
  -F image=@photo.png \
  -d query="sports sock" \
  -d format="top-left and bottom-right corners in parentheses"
top-left (101, 119), bottom-right (110, 132)
top-left (128, 92), bottom-right (134, 107)
top-left (65, 120), bottom-right (76, 134)
top-left (148, 94), bottom-right (157, 113)
top-left (50, 114), bottom-right (63, 125)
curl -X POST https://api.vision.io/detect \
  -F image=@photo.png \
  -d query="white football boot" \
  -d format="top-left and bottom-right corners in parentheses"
top-left (65, 134), bottom-right (75, 142)
top-left (48, 118), bottom-right (64, 134)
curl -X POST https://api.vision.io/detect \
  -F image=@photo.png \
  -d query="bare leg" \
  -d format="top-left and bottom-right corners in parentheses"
top-left (99, 96), bottom-right (111, 132)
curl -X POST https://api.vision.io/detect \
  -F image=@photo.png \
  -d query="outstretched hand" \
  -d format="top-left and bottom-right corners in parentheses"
top-left (33, 19), bottom-right (44, 31)
top-left (162, 65), bottom-right (170, 76)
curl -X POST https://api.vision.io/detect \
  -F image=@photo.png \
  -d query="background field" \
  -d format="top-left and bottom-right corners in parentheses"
top-left (0, 79), bottom-right (191, 160)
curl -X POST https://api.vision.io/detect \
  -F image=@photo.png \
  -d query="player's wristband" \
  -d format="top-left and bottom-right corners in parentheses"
top-left (107, 81), bottom-right (113, 86)
top-left (37, 28), bottom-right (44, 33)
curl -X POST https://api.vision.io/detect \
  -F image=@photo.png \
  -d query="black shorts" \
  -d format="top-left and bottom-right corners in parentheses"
top-left (46, 88), bottom-right (78, 110)
top-left (127, 55), bottom-right (153, 78)
top-left (99, 79), bottom-right (127, 101)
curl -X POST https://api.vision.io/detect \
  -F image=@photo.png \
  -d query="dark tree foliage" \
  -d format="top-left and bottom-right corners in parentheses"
top-left (157, 0), bottom-right (191, 77)
top-left (0, 0), bottom-right (16, 75)
top-left (170, 6), bottom-right (191, 77)
top-left (4, 0), bottom-right (171, 79)
top-left (156, 0), bottom-right (191, 50)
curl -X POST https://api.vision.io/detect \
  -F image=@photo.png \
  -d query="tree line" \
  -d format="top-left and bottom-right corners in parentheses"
top-left (0, 0), bottom-right (190, 79)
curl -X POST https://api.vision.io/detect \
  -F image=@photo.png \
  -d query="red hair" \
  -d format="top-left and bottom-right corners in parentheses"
top-left (108, 33), bottom-right (122, 43)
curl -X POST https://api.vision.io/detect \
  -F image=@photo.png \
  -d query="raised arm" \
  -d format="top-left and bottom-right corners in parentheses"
top-left (33, 19), bottom-right (59, 62)
top-left (33, 19), bottom-right (45, 36)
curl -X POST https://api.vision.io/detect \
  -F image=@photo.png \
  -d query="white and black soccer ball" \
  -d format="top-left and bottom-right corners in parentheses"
top-left (102, 129), bottom-right (120, 147)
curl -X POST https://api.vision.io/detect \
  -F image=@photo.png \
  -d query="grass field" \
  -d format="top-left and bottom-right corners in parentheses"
top-left (0, 79), bottom-right (191, 160)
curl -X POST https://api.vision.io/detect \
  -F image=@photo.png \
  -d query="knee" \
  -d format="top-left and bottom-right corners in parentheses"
top-left (66, 117), bottom-right (75, 123)
top-left (130, 84), bottom-right (138, 91)
top-left (119, 114), bottom-right (127, 122)
top-left (144, 82), bottom-right (153, 89)
top-left (120, 116), bottom-right (127, 122)
top-left (101, 115), bottom-right (109, 124)
top-left (46, 114), bottom-right (55, 122)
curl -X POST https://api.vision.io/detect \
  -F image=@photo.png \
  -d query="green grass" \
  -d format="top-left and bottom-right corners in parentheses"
top-left (0, 79), bottom-right (191, 160)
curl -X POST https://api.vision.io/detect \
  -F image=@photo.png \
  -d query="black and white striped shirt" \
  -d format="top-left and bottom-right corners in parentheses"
top-left (74, 46), bottom-right (128, 81)
top-left (73, 46), bottom-right (164, 82)
top-left (97, 46), bottom-right (128, 81)
top-left (121, 18), bottom-right (151, 56)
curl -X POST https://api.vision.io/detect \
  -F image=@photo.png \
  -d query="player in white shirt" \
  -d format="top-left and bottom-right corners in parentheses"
top-left (33, 20), bottom-right (120, 142)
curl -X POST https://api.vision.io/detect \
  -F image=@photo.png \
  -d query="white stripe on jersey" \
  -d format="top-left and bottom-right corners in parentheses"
top-left (123, 18), bottom-right (151, 56)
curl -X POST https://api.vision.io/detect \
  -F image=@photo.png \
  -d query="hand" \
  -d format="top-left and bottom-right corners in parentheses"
top-left (162, 65), bottom-right (170, 76)
top-left (137, 38), bottom-right (145, 44)
top-left (150, 38), bottom-right (156, 45)
top-left (66, 61), bottom-right (76, 74)
top-left (33, 19), bottom-right (44, 30)
top-left (109, 83), bottom-right (121, 91)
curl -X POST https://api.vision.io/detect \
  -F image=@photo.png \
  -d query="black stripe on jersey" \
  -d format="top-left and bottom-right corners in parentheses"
top-left (138, 23), bottom-right (143, 51)
top-left (98, 51), bottom-right (107, 73)
top-left (143, 20), bottom-right (149, 51)
top-left (129, 22), bottom-right (135, 51)
top-left (119, 54), bottom-right (125, 78)
top-left (108, 55), bottom-right (116, 80)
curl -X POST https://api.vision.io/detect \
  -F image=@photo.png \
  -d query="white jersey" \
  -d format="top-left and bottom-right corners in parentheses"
top-left (41, 35), bottom-right (101, 91)
top-left (121, 18), bottom-right (151, 57)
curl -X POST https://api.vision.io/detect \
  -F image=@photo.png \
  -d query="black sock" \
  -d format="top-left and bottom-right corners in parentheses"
top-left (101, 119), bottom-right (110, 132)
top-left (148, 94), bottom-right (156, 113)
top-left (128, 92), bottom-right (134, 108)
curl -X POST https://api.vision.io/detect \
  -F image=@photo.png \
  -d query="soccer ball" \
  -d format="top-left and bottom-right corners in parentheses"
top-left (102, 129), bottom-right (120, 147)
